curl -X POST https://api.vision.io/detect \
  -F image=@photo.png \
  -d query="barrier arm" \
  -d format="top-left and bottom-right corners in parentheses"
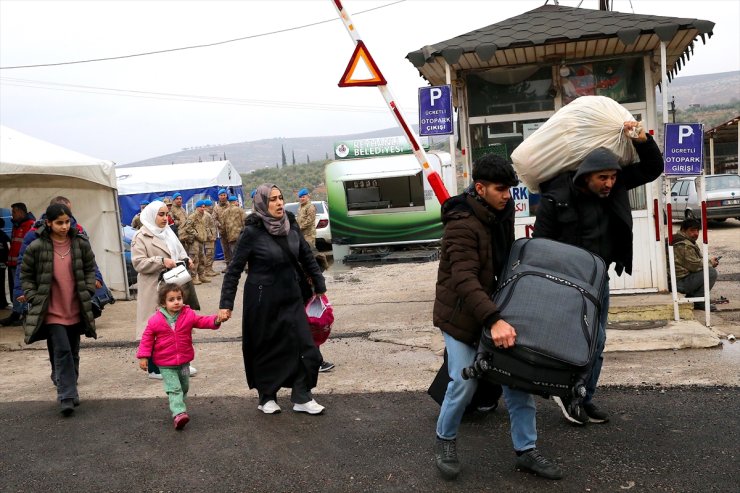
top-left (330, 0), bottom-right (450, 204)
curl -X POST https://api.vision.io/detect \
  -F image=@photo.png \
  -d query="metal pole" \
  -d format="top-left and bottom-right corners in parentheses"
top-left (331, 0), bottom-right (450, 204)
top-left (709, 136), bottom-right (715, 175)
top-left (700, 176), bottom-right (711, 327)
top-left (445, 61), bottom-right (457, 193)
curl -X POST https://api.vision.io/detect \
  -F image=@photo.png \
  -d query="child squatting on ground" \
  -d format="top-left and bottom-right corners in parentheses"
top-left (136, 283), bottom-right (225, 430)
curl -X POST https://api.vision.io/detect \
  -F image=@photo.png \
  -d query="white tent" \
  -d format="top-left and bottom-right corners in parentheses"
top-left (115, 161), bottom-right (244, 225)
top-left (0, 125), bottom-right (129, 297)
top-left (116, 161), bottom-right (242, 196)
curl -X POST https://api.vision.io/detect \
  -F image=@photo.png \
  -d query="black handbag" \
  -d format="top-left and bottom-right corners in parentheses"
top-left (271, 236), bottom-right (314, 303)
top-left (91, 284), bottom-right (115, 319)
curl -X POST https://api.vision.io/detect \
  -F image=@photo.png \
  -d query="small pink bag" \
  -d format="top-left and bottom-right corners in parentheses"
top-left (305, 294), bottom-right (334, 346)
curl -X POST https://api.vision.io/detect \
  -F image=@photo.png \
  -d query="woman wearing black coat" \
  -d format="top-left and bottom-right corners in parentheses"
top-left (219, 184), bottom-right (327, 415)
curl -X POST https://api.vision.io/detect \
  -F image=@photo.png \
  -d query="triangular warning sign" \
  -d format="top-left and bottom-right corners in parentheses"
top-left (338, 41), bottom-right (387, 87)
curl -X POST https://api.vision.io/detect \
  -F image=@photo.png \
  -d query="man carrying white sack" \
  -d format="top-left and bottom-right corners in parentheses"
top-left (533, 121), bottom-right (663, 426)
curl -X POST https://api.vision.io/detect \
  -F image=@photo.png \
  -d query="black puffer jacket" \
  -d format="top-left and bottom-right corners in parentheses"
top-left (20, 224), bottom-right (97, 344)
top-left (433, 193), bottom-right (515, 345)
top-left (533, 134), bottom-right (663, 276)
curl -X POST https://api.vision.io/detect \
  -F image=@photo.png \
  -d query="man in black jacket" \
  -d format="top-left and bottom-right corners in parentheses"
top-left (533, 122), bottom-right (663, 425)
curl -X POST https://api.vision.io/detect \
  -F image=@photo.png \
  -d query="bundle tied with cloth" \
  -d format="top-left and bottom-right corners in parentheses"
top-left (511, 95), bottom-right (643, 193)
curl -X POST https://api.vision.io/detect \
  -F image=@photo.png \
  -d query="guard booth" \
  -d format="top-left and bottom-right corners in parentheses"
top-left (406, 4), bottom-right (714, 294)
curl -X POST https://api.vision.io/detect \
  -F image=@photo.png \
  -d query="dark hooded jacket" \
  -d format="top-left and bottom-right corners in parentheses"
top-left (19, 224), bottom-right (97, 344)
top-left (532, 134), bottom-right (663, 276)
top-left (433, 191), bottom-right (515, 345)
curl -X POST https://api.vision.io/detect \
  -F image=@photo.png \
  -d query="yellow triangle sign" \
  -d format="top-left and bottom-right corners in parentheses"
top-left (338, 41), bottom-right (387, 87)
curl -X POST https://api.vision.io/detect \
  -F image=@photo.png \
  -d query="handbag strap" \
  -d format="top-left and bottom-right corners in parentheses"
top-left (270, 235), bottom-right (308, 281)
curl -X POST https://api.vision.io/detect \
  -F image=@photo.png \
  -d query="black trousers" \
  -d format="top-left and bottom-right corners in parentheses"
top-left (258, 362), bottom-right (312, 406)
top-left (46, 324), bottom-right (81, 401)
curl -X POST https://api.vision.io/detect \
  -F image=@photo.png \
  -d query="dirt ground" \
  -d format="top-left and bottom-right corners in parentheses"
top-left (0, 219), bottom-right (737, 403)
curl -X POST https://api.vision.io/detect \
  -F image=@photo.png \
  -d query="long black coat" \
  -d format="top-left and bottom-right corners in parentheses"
top-left (219, 213), bottom-right (326, 396)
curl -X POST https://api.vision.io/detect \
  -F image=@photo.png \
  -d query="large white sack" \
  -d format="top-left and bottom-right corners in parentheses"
top-left (511, 96), bottom-right (640, 193)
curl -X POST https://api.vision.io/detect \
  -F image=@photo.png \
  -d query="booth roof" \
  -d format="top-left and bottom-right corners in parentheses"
top-left (115, 160), bottom-right (242, 195)
top-left (0, 125), bottom-right (116, 189)
top-left (407, 4), bottom-right (715, 86)
top-left (329, 153), bottom-right (446, 182)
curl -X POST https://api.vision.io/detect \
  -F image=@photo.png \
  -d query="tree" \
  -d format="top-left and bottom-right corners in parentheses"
top-left (306, 154), bottom-right (310, 164)
top-left (292, 150), bottom-right (296, 166)
top-left (281, 144), bottom-right (287, 167)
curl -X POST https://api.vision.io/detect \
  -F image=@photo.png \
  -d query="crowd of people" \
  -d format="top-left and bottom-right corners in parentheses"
top-left (0, 158), bottom-right (729, 480)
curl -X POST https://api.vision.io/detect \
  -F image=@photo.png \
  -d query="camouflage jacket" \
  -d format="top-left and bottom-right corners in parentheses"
top-left (179, 211), bottom-right (208, 244)
top-left (221, 205), bottom-right (247, 242)
top-left (131, 213), bottom-right (142, 229)
top-left (204, 210), bottom-right (217, 241)
top-left (212, 202), bottom-right (230, 232)
top-left (170, 205), bottom-right (188, 228)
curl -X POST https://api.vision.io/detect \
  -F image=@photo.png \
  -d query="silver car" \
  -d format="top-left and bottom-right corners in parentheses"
top-left (284, 200), bottom-right (332, 249)
top-left (670, 174), bottom-right (740, 222)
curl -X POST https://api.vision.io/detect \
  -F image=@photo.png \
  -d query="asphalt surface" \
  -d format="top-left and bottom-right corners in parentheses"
top-left (1, 387), bottom-right (737, 492)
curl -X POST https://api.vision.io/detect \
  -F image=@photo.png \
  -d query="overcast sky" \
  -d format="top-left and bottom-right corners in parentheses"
top-left (1, 0), bottom-right (738, 165)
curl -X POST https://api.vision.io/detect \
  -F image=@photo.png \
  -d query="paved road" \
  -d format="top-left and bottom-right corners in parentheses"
top-left (1, 387), bottom-right (737, 492)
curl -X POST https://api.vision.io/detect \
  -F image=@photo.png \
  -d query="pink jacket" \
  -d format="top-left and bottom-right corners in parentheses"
top-left (136, 306), bottom-right (219, 367)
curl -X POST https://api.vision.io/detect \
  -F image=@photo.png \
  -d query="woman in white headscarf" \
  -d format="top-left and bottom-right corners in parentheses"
top-left (131, 200), bottom-right (198, 378)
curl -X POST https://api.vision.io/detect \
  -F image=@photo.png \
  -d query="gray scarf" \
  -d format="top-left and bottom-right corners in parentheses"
top-left (253, 183), bottom-right (290, 236)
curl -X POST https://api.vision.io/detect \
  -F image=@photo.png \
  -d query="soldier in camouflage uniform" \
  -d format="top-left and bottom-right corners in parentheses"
top-left (212, 189), bottom-right (231, 265)
top-left (203, 199), bottom-right (219, 277)
top-left (179, 200), bottom-right (210, 285)
top-left (170, 193), bottom-right (188, 235)
top-left (131, 200), bottom-right (149, 229)
top-left (296, 188), bottom-right (317, 247)
top-left (220, 196), bottom-right (247, 271)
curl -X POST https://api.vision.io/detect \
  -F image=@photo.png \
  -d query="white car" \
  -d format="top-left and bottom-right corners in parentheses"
top-left (284, 200), bottom-right (331, 249)
top-left (670, 174), bottom-right (740, 222)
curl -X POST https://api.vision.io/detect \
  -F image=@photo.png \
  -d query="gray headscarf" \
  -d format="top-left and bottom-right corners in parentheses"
top-left (253, 183), bottom-right (290, 236)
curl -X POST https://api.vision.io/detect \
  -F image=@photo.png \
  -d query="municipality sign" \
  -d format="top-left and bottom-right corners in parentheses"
top-left (334, 136), bottom-right (429, 160)
top-left (418, 85), bottom-right (453, 136)
top-left (663, 123), bottom-right (704, 175)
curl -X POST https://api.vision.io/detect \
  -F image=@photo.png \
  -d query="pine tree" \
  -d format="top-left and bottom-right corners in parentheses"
top-left (306, 154), bottom-right (310, 164)
top-left (292, 150), bottom-right (296, 165)
top-left (281, 145), bottom-right (287, 167)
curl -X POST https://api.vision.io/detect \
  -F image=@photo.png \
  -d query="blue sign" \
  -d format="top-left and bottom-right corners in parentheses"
top-left (663, 123), bottom-right (704, 175)
top-left (418, 85), bottom-right (453, 136)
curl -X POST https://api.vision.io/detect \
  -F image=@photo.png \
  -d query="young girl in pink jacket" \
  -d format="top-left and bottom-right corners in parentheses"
top-left (137, 283), bottom-right (224, 430)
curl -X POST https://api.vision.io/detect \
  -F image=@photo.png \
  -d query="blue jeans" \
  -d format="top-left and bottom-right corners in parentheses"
top-left (436, 332), bottom-right (537, 452)
top-left (585, 285), bottom-right (609, 404)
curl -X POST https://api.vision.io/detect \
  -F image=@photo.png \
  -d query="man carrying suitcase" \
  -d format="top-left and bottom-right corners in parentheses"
top-left (433, 154), bottom-right (562, 481)
top-left (533, 122), bottom-right (663, 425)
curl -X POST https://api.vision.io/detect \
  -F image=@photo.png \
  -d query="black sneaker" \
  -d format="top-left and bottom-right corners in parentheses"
top-left (319, 361), bottom-right (335, 372)
top-left (515, 449), bottom-right (563, 480)
top-left (552, 395), bottom-right (587, 426)
top-left (583, 402), bottom-right (609, 423)
top-left (434, 437), bottom-right (460, 480)
top-left (694, 302), bottom-right (718, 312)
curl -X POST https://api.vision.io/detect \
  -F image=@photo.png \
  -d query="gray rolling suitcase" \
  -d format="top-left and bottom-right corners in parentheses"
top-left (464, 237), bottom-right (607, 399)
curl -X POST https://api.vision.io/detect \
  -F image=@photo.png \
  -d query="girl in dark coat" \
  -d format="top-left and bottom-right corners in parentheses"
top-left (20, 203), bottom-right (97, 416)
top-left (219, 184), bottom-right (327, 415)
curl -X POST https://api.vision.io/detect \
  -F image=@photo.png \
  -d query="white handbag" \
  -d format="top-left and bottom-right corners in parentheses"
top-left (161, 263), bottom-right (192, 286)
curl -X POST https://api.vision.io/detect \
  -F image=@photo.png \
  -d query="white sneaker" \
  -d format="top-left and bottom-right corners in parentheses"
top-left (189, 365), bottom-right (198, 377)
top-left (148, 372), bottom-right (163, 380)
top-left (292, 399), bottom-right (325, 415)
top-left (257, 400), bottom-right (281, 414)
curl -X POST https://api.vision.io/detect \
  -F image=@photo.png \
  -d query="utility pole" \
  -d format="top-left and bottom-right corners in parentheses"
top-left (669, 96), bottom-right (677, 123)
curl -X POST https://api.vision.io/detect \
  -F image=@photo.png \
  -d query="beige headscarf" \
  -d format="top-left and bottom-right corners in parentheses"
top-left (253, 184), bottom-right (290, 236)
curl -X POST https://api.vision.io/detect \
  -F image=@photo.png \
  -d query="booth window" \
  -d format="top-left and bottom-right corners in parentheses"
top-left (467, 66), bottom-right (555, 117)
top-left (345, 173), bottom-right (425, 215)
top-left (560, 57), bottom-right (645, 105)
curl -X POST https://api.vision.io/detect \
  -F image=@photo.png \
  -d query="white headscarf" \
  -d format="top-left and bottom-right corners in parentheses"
top-left (140, 200), bottom-right (188, 260)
